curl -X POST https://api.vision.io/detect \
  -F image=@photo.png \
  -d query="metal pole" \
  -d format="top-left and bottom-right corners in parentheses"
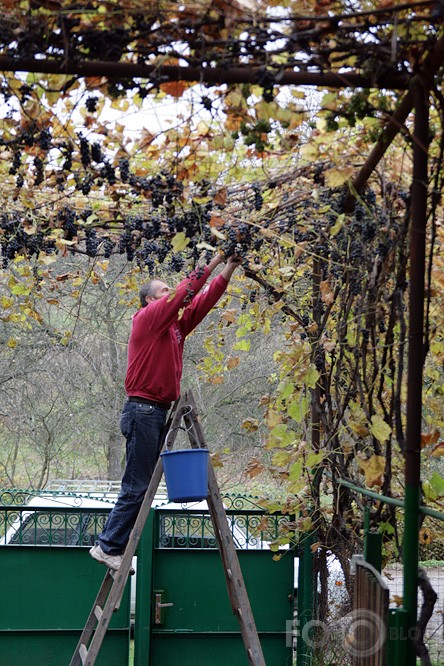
top-left (403, 76), bottom-right (429, 666)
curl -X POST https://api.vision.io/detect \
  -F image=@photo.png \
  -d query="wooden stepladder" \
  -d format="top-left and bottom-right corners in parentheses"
top-left (70, 390), bottom-right (266, 666)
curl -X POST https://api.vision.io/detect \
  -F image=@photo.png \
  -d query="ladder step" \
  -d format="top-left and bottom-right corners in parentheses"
top-left (79, 644), bottom-right (88, 665)
top-left (94, 605), bottom-right (103, 622)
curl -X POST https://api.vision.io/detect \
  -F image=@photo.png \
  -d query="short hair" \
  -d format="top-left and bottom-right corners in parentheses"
top-left (139, 281), bottom-right (157, 308)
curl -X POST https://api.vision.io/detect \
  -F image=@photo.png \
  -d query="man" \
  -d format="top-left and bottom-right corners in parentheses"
top-left (90, 252), bottom-right (241, 570)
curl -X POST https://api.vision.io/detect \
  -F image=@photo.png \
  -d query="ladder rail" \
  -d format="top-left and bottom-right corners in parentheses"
top-left (183, 391), bottom-right (266, 666)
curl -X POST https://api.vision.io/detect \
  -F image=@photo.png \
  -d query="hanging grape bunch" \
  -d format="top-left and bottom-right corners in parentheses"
top-left (0, 131), bottom-right (262, 271)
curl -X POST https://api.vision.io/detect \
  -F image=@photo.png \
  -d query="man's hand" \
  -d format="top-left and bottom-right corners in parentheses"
top-left (221, 253), bottom-right (243, 281)
top-left (206, 252), bottom-right (225, 273)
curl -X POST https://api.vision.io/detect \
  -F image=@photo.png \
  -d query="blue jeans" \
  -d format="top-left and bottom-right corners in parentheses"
top-left (98, 400), bottom-right (168, 555)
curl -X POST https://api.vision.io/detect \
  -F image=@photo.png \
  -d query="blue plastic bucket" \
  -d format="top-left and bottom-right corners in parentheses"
top-left (160, 449), bottom-right (209, 502)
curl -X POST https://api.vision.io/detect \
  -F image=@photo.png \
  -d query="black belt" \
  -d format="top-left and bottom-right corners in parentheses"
top-left (127, 396), bottom-right (171, 410)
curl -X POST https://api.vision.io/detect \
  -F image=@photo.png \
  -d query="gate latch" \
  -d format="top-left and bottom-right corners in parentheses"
top-left (154, 592), bottom-right (174, 624)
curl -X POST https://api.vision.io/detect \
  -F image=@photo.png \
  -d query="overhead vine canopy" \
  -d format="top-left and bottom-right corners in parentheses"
top-left (0, 0), bottom-right (441, 84)
top-left (0, 0), bottom-right (443, 270)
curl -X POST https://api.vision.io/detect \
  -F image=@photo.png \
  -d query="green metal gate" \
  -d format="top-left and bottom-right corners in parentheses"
top-left (134, 498), bottom-right (295, 666)
top-left (0, 497), bottom-right (130, 666)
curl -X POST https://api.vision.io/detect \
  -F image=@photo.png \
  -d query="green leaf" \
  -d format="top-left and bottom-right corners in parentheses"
top-left (287, 397), bottom-right (309, 423)
top-left (305, 451), bottom-right (325, 468)
top-left (271, 451), bottom-right (291, 467)
top-left (9, 283), bottom-right (31, 296)
top-left (329, 213), bottom-right (345, 237)
top-left (233, 339), bottom-right (250, 351)
top-left (423, 472), bottom-right (444, 501)
top-left (289, 461), bottom-right (302, 481)
top-left (304, 365), bottom-right (320, 389)
top-left (378, 521), bottom-right (395, 535)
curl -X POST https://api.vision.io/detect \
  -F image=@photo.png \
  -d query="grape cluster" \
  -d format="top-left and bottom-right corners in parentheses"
top-left (85, 96), bottom-right (98, 113)
top-left (59, 207), bottom-right (78, 240)
top-left (252, 183), bottom-right (263, 211)
top-left (100, 161), bottom-right (116, 185)
top-left (201, 96), bottom-right (212, 111)
top-left (119, 158), bottom-right (130, 182)
top-left (39, 129), bottom-right (51, 151)
top-left (85, 228), bottom-right (100, 257)
top-left (63, 147), bottom-right (73, 171)
top-left (223, 222), bottom-right (252, 259)
top-left (314, 347), bottom-right (325, 372)
top-left (0, 213), bottom-right (55, 266)
top-left (169, 253), bottom-right (185, 272)
top-left (79, 136), bottom-right (91, 168)
top-left (91, 142), bottom-right (103, 163)
top-left (9, 150), bottom-right (21, 175)
top-left (33, 157), bottom-right (44, 186)
top-left (80, 174), bottom-right (93, 195)
top-left (103, 238), bottom-right (115, 258)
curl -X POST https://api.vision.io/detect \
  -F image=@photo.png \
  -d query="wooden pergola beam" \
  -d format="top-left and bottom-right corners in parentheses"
top-left (0, 56), bottom-right (411, 90)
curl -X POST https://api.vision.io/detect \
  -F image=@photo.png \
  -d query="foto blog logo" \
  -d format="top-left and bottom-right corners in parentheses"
top-left (286, 609), bottom-right (387, 657)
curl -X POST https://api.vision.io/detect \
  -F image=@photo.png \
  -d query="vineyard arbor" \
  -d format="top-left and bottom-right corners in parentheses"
top-left (0, 2), bottom-right (444, 664)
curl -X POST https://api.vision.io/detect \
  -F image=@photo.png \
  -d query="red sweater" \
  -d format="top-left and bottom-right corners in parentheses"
top-left (125, 266), bottom-right (228, 403)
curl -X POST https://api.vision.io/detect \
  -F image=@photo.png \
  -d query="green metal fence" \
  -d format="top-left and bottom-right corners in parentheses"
top-left (0, 492), bottom-right (130, 666)
top-left (1, 489), bottom-right (297, 665)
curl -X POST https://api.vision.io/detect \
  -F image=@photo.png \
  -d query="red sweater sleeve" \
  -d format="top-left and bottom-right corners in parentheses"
top-left (179, 274), bottom-right (229, 336)
top-left (142, 265), bottom-right (212, 334)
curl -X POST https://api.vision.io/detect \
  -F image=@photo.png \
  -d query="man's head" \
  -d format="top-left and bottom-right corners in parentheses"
top-left (139, 280), bottom-right (171, 307)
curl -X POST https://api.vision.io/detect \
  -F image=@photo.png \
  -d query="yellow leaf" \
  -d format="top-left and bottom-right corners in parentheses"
top-left (322, 338), bottom-right (336, 352)
top-left (324, 167), bottom-right (353, 188)
top-left (213, 188), bottom-right (227, 206)
top-left (210, 228), bottom-right (227, 241)
top-left (221, 309), bottom-right (236, 324)
top-left (196, 242), bottom-right (216, 252)
top-left (431, 442), bottom-right (444, 457)
top-left (210, 452), bottom-right (224, 469)
top-left (171, 232), bottom-right (190, 252)
top-left (329, 213), bottom-right (345, 237)
top-left (267, 410), bottom-right (282, 429)
top-left (370, 414), bottom-right (391, 444)
top-left (1, 296), bottom-right (13, 309)
top-left (7, 337), bottom-right (17, 349)
top-left (159, 80), bottom-right (188, 98)
top-left (358, 454), bottom-right (385, 488)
